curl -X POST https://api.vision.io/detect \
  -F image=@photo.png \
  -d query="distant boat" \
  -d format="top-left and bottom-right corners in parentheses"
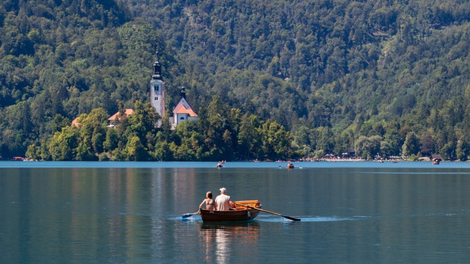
top-left (431, 154), bottom-right (442, 165)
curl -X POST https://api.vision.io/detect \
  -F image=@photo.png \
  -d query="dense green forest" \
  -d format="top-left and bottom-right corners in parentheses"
top-left (2, 0), bottom-right (470, 160)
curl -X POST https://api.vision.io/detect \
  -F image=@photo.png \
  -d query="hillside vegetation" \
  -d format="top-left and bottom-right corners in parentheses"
top-left (2, 0), bottom-right (470, 160)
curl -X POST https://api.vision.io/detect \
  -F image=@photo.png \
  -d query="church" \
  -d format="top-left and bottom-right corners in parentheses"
top-left (73, 48), bottom-right (196, 129)
top-left (149, 48), bottom-right (198, 129)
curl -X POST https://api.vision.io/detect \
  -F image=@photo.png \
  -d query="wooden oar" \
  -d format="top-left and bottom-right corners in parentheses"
top-left (235, 203), bottom-right (301, 221)
top-left (181, 212), bottom-right (199, 219)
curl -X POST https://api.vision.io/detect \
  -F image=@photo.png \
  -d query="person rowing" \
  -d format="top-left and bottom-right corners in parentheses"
top-left (215, 187), bottom-right (234, 211)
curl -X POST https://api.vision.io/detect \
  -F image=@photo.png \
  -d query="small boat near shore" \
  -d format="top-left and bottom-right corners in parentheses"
top-left (199, 200), bottom-right (261, 222)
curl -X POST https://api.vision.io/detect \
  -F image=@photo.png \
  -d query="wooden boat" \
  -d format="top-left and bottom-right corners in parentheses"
top-left (200, 200), bottom-right (261, 222)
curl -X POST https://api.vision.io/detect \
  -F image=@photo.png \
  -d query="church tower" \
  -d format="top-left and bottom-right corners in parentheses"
top-left (150, 47), bottom-right (165, 124)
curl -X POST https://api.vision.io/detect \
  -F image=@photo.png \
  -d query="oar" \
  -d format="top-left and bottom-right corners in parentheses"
top-left (235, 203), bottom-right (301, 221)
top-left (181, 212), bottom-right (199, 219)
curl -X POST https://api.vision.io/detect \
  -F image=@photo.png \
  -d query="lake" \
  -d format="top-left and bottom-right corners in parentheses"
top-left (1, 161), bottom-right (470, 263)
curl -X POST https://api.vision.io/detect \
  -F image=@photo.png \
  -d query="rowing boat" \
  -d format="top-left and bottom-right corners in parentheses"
top-left (199, 200), bottom-right (261, 222)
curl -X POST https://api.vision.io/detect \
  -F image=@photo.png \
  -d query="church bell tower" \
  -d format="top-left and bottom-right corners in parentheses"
top-left (150, 47), bottom-right (165, 125)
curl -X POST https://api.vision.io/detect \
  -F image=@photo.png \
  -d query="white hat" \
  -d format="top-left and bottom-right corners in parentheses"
top-left (220, 187), bottom-right (227, 193)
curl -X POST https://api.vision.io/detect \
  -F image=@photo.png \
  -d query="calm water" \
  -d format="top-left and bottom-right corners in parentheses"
top-left (1, 161), bottom-right (470, 263)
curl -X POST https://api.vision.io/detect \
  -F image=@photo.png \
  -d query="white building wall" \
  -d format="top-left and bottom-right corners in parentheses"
top-left (150, 80), bottom-right (165, 118)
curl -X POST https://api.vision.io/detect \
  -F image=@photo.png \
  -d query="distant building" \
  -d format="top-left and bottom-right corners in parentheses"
top-left (71, 117), bottom-right (81, 127)
top-left (148, 47), bottom-right (197, 129)
top-left (71, 48), bottom-right (198, 130)
top-left (342, 148), bottom-right (356, 158)
top-left (149, 48), bottom-right (165, 127)
top-left (107, 109), bottom-right (135, 127)
top-left (170, 87), bottom-right (198, 129)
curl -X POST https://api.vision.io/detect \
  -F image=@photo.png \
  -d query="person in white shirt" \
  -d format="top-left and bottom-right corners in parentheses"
top-left (215, 187), bottom-right (234, 211)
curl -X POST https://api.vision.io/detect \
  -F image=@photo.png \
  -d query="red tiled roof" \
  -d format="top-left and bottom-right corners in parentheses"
top-left (71, 117), bottom-right (81, 127)
top-left (108, 109), bottom-right (135, 121)
top-left (173, 98), bottom-right (198, 117)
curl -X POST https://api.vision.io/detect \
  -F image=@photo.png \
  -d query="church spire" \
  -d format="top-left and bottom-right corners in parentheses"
top-left (152, 45), bottom-right (162, 81)
top-left (150, 44), bottom-right (165, 125)
top-left (180, 86), bottom-right (186, 99)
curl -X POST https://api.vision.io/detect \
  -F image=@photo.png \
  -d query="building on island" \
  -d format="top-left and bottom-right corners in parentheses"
top-left (170, 87), bottom-right (198, 129)
top-left (107, 109), bottom-right (135, 127)
top-left (149, 47), bottom-right (197, 129)
top-left (150, 48), bottom-right (165, 127)
top-left (71, 47), bottom-right (197, 129)
top-left (71, 117), bottom-right (81, 127)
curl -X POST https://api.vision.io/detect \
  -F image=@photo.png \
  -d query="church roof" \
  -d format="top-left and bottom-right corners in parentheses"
top-left (108, 109), bottom-right (135, 121)
top-left (173, 98), bottom-right (197, 117)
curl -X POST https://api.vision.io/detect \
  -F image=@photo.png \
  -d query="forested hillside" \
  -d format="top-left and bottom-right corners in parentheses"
top-left (0, 0), bottom-right (177, 158)
top-left (126, 0), bottom-right (470, 160)
top-left (2, 0), bottom-right (470, 160)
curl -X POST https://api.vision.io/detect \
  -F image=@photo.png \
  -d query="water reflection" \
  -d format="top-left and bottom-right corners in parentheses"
top-left (3, 165), bottom-right (470, 263)
top-left (199, 222), bottom-right (260, 263)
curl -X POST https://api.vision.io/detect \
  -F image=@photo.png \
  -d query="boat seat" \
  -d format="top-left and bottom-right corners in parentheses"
top-left (234, 200), bottom-right (261, 209)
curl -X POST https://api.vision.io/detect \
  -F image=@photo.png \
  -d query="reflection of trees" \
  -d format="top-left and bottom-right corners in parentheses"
top-left (199, 222), bottom-right (260, 263)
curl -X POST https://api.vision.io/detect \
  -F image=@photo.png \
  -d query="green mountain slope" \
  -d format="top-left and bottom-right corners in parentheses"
top-left (0, 0), bottom-right (180, 157)
top-left (125, 0), bottom-right (470, 160)
top-left (2, 0), bottom-right (470, 160)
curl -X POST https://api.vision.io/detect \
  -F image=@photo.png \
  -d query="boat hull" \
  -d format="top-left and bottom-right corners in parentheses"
top-left (200, 200), bottom-right (261, 222)
top-left (200, 208), bottom-right (260, 222)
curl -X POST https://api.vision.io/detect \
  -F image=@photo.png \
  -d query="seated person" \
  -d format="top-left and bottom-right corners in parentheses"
top-left (198, 191), bottom-right (216, 212)
top-left (215, 187), bottom-right (234, 211)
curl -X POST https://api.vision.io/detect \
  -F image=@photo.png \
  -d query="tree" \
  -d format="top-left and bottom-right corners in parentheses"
top-left (238, 114), bottom-right (262, 159)
top-left (48, 126), bottom-right (80, 161)
top-left (420, 132), bottom-right (435, 156)
top-left (154, 140), bottom-right (172, 161)
top-left (126, 136), bottom-right (150, 161)
top-left (456, 136), bottom-right (470, 161)
top-left (76, 137), bottom-right (96, 161)
top-left (26, 144), bottom-right (41, 160)
top-left (355, 135), bottom-right (381, 159)
top-left (380, 140), bottom-right (391, 158)
top-left (402, 132), bottom-right (421, 156)
top-left (259, 119), bottom-right (292, 160)
top-left (52, 114), bottom-right (71, 133)
top-left (127, 101), bottom-right (158, 146)
top-left (103, 128), bottom-right (119, 152)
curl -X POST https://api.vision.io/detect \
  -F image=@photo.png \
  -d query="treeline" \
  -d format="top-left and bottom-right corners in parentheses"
top-left (26, 96), bottom-right (292, 161)
top-left (125, 0), bottom-right (470, 160)
top-left (2, 0), bottom-right (470, 160)
top-left (0, 1), bottom-right (185, 158)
